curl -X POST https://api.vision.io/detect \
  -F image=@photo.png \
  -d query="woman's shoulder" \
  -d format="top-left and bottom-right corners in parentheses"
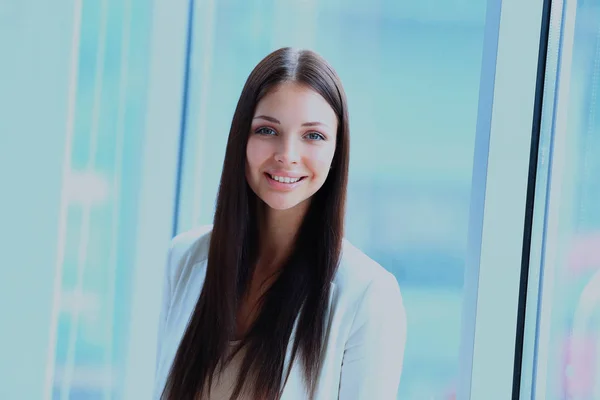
top-left (338, 238), bottom-right (396, 283)
top-left (170, 225), bottom-right (213, 261)
top-left (165, 225), bottom-right (213, 286)
top-left (334, 239), bottom-right (406, 349)
top-left (166, 228), bottom-right (401, 306)
top-left (335, 238), bottom-right (402, 305)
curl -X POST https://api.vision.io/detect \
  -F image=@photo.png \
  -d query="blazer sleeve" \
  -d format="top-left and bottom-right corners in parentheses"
top-left (153, 238), bottom-right (176, 395)
top-left (338, 272), bottom-right (407, 400)
top-left (153, 225), bottom-right (213, 397)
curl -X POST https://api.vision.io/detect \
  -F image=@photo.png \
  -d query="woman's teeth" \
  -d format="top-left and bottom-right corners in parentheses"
top-left (270, 174), bottom-right (301, 183)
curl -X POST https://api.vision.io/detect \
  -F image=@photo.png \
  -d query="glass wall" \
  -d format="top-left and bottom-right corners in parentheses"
top-left (526, 0), bottom-right (600, 398)
top-left (48, 1), bottom-right (155, 398)
top-left (175, 0), bottom-right (488, 397)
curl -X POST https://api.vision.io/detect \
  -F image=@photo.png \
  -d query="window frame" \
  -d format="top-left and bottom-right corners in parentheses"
top-left (517, 0), bottom-right (590, 397)
top-left (457, 0), bottom-right (549, 398)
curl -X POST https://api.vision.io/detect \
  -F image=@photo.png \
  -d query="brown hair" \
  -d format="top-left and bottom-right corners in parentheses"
top-left (162, 47), bottom-right (350, 400)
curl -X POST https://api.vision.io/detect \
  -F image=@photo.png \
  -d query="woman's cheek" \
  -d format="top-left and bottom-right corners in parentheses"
top-left (246, 138), bottom-right (266, 170)
top-left (313, 147), bottom-right (336, 175)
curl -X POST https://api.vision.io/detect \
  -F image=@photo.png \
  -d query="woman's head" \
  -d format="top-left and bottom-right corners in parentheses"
top-left (226, 47), bottom-right (350, 216)
top-left (163, 48), bottom-right (349, 400)
top-left (247, 81), bottom-right (338, 212)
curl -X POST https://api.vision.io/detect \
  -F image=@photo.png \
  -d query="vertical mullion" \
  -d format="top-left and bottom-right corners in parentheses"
top-left (517, 0), bottom-right (566, 397)
top-left (458, 0), bottom-right (547, 398)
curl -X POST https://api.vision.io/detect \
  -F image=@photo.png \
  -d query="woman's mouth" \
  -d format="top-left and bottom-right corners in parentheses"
top-left (266, 173), bottom-right (307, 184)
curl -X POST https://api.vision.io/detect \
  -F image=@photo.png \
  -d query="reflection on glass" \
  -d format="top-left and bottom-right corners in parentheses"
top-left (534, 1), bottom-right (600, 398)
top-left (176, 1), bottom-right (487, 397)
top-left (50, 0), bottom-right (154, 398)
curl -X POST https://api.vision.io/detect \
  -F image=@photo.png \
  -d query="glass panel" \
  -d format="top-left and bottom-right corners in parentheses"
top-left (49, 0), bottom-right (155, 398)
top-left (531, 0), bottom-right (600, 398)
top-left (176, 0), bottom-right (488, 397)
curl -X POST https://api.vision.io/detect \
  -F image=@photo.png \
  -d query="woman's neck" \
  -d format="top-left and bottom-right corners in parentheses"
top-left (255, 200), bottom-right (309, 275)
top-left (234, 200), bottom-right (310, 340)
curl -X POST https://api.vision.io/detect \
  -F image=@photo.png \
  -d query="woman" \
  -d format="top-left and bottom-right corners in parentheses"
top-left (154, 47), bottom-right (407, 400)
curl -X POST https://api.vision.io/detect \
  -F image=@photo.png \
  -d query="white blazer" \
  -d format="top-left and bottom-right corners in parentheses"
top-left (154, 226), bottom-right (407, 399)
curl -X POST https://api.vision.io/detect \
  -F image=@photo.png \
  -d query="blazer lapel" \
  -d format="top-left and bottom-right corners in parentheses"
top-left (280, 282), bottom-right (337, 399)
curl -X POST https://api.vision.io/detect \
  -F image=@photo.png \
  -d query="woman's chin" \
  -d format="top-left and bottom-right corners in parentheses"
top-left (263, 199), bottom-right (300, 211)
top-left (260, 194), bottom-right (310, 212)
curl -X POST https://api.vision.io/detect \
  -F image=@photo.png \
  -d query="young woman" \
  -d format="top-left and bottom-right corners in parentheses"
top-left (154, 47), bottom-right (407, 400)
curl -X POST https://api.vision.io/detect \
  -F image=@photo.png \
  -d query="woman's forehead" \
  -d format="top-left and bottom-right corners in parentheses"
top-left (253, 82), bottom-right (337, 128)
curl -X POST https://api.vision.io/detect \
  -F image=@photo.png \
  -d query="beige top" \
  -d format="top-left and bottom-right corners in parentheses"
top-left (202, 341), bottom-right (251, 400)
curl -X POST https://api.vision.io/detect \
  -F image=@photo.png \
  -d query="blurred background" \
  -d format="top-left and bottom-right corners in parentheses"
top-left (1, 0), bottom-right (599, 399)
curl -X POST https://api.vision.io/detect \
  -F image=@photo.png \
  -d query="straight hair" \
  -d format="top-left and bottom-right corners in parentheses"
top-left (162, 47), bottom-right (350, 400)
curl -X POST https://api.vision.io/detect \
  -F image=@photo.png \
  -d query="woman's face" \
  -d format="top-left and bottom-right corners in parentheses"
top-left (246, 82), bottom-right (338, 212)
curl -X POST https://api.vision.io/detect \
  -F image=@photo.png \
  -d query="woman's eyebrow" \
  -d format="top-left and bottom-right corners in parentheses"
top-left (253, 115), bottom-right (329, 128)
top-left (253, 115), bottom-right (280, 124)
top-left (301, 121), bottom-right (329, 128)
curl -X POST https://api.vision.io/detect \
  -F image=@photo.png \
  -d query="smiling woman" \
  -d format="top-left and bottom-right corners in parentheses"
top-left (246, 82), bottom-right (338, 211)
top-left (155, 47), bottom-right (406, 400)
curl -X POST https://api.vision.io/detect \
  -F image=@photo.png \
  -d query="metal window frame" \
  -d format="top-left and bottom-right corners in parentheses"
top-left (457, 0), bottom-right (548, 398)
top-left (518, 0), bottom-right (584, 397)
top-left (517, 0), bottom-right (568, 397)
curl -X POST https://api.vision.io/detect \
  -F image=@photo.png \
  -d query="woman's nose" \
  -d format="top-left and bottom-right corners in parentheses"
top-left (274, 137), bottom-right (300, 165)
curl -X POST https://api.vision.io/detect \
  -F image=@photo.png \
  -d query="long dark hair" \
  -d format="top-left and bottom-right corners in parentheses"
top-left (162, 47), bottom-right (350, 400)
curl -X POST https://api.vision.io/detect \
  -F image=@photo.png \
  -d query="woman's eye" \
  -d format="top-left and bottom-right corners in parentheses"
top-left (305, 132), bottom-right (325, 141)
top-left (255, 127), bottom-right (277, 136)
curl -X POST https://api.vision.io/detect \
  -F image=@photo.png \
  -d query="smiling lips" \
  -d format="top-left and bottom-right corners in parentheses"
top-left (265, 173), bottom-right (307, 188)
top-left (268, 173), bottom-right (303, 183)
